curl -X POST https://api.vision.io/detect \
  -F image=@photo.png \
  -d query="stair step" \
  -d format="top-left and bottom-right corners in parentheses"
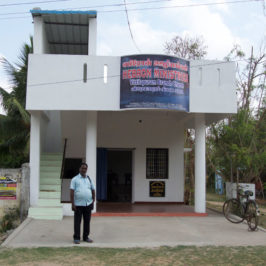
top-left (40, 178), bottom-right (61, 185)
top-left (41, 158), bottom-right (62, 163)
top-left (32, 153), bottom-right (64, 220)
top-left (42, 152), bottom-right (62, 155)
top-left (39, 191), bottom-right (60, 199)
top-left (40, 166), bottom-right (61, 173)
top-left (41, 153), bottom-right (62, 156)
top-left (29, 206), bottom-right (63, 214)
top-left (28, 207), bottom-right (63, 220)
top-left (40, 161), bottom-right (62, 167)
top-left (41, 155), bottom-right (63, 160)
top-left (40, 172), bottom-right (60, 178)
top-left (40, 184), bottom-right (61, 192)
top-left (40, 159), bottom-right (62, 165)
top-left (38, 198), bottom-right (62, 207)
top-left (29, 215), bottom-right (63, 220)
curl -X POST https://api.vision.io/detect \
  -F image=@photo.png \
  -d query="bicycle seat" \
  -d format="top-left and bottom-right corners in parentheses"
top-left (244, 190), bottom-right (253, 197)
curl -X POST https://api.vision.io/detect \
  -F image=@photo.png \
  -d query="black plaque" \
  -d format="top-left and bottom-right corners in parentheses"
top-left (149, 181), bottom-right (165, 197)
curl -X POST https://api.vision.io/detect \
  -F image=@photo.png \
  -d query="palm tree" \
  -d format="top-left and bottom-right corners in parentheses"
top-left (0, 37), bottom-right (33, 167)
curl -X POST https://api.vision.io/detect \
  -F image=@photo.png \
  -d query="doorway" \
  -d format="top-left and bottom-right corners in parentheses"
top-left (107, 150), bottom-right (132, 202)
top-left (96, 148), bottom-right (133, 202)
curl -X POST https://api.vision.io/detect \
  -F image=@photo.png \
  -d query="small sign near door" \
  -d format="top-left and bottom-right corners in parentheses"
top-left (150, 181), bottom-right (165, 197)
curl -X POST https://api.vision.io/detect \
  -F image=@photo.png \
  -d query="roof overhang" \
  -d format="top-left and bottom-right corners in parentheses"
top-left (30, 10), bottom-right (97, 55)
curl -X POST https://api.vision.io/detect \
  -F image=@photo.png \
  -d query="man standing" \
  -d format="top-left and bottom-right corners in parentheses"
top-left (70, 163), bottom-right (95, 244)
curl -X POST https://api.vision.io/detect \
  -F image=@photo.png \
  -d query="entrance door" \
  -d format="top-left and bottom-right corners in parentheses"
top-left (107, 150), bottom-right (132, 202)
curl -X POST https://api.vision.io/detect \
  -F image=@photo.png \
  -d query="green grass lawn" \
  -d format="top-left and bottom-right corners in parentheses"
top-left (206, 191), bottom-right (226, 202)
top-left (0, 246), bottom-right (266, 265)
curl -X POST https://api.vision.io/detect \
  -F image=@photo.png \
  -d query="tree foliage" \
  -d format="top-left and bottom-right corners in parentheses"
top-left (164, 34), bottom-right (207, 59)
top-left (164, 35), bottom-right (265, 189)
top-left (207, 45), bottom-right (266, 184)
top-left (208, 109), bottom-right (266, 183)
top-left (0, 37), bottom-right (33, 167)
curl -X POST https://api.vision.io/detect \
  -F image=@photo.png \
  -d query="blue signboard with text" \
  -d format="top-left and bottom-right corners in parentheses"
top-left (120, 54), bottom-right (189, 111)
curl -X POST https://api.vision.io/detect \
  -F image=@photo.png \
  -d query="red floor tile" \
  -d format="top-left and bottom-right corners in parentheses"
top-left (94, 202), bottom-right (208, 217)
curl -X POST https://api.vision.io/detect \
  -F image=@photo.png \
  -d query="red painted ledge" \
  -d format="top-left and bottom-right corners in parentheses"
top-left (92, 212), bottom-right (208, 217)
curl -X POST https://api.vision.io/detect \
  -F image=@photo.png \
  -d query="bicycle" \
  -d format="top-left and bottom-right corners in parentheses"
top-left (223, 189), bottom-right (260, 231)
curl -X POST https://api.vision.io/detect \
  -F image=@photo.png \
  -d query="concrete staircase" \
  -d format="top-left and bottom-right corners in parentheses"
top-left (28, 153), bottom-right (63, 220)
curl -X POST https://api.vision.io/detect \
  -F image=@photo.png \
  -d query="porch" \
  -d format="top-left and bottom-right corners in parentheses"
top-left (95, 202), bottom-right (207, 216)
top-left (29, 110), bottom-right (209, 219)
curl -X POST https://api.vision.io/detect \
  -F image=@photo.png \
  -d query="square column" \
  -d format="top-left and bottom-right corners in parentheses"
top-left (86, 111), bottom-right (97, 212)
top-left (194, 114), bottom-right (206, 213)
top-left (88, 18), bottom-right (97, 55)
top-left (29, 111), bottom-right (41, 206)
top-left (33, 15), bottom-right (49, 54)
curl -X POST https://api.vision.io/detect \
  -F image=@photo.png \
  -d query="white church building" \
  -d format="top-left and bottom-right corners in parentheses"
top-left (26, 9), bottom-right (236, 220)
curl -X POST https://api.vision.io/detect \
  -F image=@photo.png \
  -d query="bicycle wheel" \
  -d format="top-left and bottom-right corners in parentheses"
top-left (246, 201), bottom-right (258, 231)
top-left (223, 199), bottom-right (244, 223)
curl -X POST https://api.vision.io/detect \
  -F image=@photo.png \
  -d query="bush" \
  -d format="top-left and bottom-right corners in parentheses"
top-left (0, 153), bottom-right (28, 168)
top-left (0, 208), bottom-right (20, 233)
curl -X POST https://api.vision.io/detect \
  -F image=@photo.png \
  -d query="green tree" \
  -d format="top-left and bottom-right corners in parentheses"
top-left (207, 45), bottom-right (266, 185)
top-left (207, 109), bottom-right (266, 182)
top-left (0, 37), bottom-right (33, 167)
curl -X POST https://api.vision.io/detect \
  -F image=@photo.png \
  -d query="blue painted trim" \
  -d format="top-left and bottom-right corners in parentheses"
top-left (30, 10), bottom-right (97, 16)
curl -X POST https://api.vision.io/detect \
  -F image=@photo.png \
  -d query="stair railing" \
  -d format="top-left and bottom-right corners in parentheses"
top-left (60, 138), bottom-right (67, 180)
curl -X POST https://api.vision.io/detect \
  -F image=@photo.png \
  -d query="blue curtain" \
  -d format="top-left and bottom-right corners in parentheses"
top-left (96, 148), bottom-right (108, 200)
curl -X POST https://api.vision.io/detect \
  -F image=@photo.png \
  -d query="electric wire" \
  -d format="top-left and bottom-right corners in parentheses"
top-left (0, 0), bottom-right (262, 19)
top-left (99, 0), bottom-right (263, 13)
top-left (124, 0), bottom-right (142, 53)
top-left (0, 0), bottom-right (174, 15)
top-left (0, 0), bottom-right (74, 7)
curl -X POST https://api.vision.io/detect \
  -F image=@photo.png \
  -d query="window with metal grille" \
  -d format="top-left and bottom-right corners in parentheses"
top-left (146, 148), bottom-right (168, 179)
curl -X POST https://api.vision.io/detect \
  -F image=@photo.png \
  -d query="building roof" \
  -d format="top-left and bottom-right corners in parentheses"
top-left (30, 9), bottom-right (97, 55)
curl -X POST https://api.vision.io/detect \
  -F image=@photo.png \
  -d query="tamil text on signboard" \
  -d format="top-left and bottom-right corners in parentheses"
top-left (150, 181), bottom-right (165, 197)
top-left (120, 54), bottom-right (189, 111)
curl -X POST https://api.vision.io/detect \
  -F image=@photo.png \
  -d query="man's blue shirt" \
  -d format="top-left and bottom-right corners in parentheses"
top-left (70, 174), bottom-right (95, 206)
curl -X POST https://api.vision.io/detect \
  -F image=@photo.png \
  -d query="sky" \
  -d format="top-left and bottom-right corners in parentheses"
top-left (0, 0), bottom-right (265, 114)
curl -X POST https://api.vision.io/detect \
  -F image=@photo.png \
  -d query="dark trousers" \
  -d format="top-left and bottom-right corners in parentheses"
top-left (73, 205), bottom-right (92, 240)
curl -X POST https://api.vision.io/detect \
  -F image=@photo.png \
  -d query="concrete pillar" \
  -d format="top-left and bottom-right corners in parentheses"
top-left (194, 114), bottom-right (206, 213)
top-left (20, 163), bottom-right (30, 218)
top-left (88, 17), bottom-right (97, 55)
top-left (33, 16), bottom-right (49, 54)
top-left (86, 111), bottom-right (97, 212)
top-left (30, 111), bottom-right (41, 206)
